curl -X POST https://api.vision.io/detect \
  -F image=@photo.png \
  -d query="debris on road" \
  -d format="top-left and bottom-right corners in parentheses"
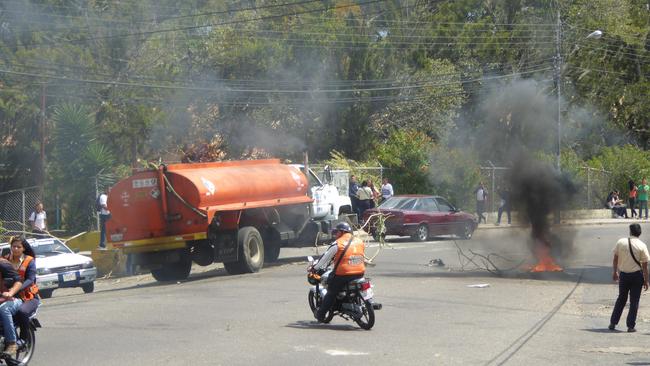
top-left (428, 259), bottom-right (445, 267)
top-left (466, 284), bottom-right (490, 288)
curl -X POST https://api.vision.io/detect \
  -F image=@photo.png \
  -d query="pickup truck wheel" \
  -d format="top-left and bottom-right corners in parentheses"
top-left (151, 252), bottom-right (192, 282)
top-left (39, 290), bottom-right (53, 299)
top-left (81, 282), bottom-right (94, 294)
top-left (224, 227), bottom-right (264, 274)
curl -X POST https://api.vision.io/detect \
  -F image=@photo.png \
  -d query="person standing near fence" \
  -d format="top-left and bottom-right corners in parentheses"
top-left (348, 175), bottom-right (360, 221)
top-left (638, 178), bottom-right (649, 219)
top-left (475, 182), bottom-right (488, 224)
top-left (97, 191), bottom-right (111, 249)
top-left (28, 202), bottom-right (47, 237)
top-left (381, 178), bottom-right (394, 203)
top-left (629, 180), bottom-right (638, 219)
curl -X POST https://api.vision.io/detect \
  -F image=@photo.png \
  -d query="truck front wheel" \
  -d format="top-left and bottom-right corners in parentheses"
top-left (224, 227), bottom-right (265, 274)
top-left (151, 253), bottom-right (192, 282)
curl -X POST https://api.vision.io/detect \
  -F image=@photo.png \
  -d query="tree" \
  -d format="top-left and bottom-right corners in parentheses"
top-left (49, 104), bottom-right (116, 232)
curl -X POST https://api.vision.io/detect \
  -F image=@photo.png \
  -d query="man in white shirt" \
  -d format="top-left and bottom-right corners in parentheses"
top-left (28, 202), bottom-right (47, 236)
top-left (609, 224), bottom-right (649, 332)
top-left (475, 182), bottom-right (488, 224)
top-left (98, 191), bottom-right (111, 249)
top-left (380, 178), bottom-right (393, 202)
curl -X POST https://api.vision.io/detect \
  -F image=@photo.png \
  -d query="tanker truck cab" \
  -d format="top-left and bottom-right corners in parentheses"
top-left (291, 165), bottom-right (353, 222)
top-left (107, 160), bottom-right (356, 283)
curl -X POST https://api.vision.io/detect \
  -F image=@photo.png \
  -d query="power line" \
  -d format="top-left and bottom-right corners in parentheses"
top-left (16, 0), bottom-right (389, 48)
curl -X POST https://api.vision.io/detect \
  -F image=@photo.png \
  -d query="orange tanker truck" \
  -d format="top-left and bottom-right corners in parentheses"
top-left (106, 159), bottom-right (355, 281)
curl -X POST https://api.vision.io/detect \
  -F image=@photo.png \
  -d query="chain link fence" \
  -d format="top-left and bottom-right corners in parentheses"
top-left (0, 186), bottom-right (43, 235)
top-left (479, 165), bottom-right (613, 212)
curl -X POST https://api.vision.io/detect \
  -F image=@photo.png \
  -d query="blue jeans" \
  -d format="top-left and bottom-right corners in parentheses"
top-left (0, 299), bottom-right (23, 343)
top-left (640, 201), bottom-right (648, 219)
top-left (99, 214), bottom-right (111, 248)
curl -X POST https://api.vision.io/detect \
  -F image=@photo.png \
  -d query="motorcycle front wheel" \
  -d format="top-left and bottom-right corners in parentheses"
top-left (308, 291), bottom-right (333, 323)
top-left (354, 299), bottom-right (375, 330)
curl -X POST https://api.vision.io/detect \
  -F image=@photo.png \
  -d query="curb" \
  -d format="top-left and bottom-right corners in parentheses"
top-left (476, 218), bottom-right (649, 230)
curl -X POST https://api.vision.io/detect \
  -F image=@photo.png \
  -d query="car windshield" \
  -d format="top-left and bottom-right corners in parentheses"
top-left (31, 239), bottom-right (72, 256)
top-left (379, 197), bottom-right (418, 210)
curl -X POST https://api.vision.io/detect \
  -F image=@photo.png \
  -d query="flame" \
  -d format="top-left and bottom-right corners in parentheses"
top-left (528, 239), bottom-right (563, 272)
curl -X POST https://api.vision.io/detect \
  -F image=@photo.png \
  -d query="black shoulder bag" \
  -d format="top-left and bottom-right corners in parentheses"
top-left (628, 237), bottom-right (642, 270)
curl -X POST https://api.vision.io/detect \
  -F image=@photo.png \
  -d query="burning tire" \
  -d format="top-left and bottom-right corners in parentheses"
top-left (224, 227), bottom-right (264, 274)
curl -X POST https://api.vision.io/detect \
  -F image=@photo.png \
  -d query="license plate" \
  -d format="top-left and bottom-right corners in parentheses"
top-left (361, 288), bottom-right (374, 300)
top-left (63, 272), bottom-right (77, 282)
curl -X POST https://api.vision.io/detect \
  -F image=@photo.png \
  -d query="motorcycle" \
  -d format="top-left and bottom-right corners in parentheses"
top-left (306, 256), bottom-right (382, 330)
top-left (0, 313), bottom-right (41, 365)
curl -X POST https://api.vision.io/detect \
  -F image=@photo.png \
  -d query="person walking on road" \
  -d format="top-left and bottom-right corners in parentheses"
top-left (638, 178), bottom-right (649, 219)
top-left (609, 224), bottom-right (649, 332)
top-left (496, 187), bottom-right (511, 225)
top-left (475, 182), bottom-right (488, 224)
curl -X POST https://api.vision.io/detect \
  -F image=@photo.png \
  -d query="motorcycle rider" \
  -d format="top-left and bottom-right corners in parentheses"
top-left (5, 236), bottom-right (40, 342)
top-left (0, 248), bottom-right (23, 358)
top-left (313, 222), bottom-right (365, 322)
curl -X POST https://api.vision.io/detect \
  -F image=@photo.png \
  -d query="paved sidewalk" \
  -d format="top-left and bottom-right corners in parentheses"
top-left (476, 217), bottom-right (649, 230)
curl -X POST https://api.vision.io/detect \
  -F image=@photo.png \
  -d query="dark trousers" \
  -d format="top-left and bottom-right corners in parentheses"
top-left (640, 200), bottom-right (649, 219)
top-left (350, 197), bottom-right (360, 221)
top-left (316, 274), bottom-right (363, 321)
top-left (99, 214), bottom-right (111, 248)
top-left (497, 205), bottom-right (511, 224)
top-left (610, 270), bottom-right (644, 328)
top-left (629, 198), bottom-right (637, 218)
top-left (17, 298), bottom-right (39, 340)
top-left (476, 201), bottom-right (486, 224)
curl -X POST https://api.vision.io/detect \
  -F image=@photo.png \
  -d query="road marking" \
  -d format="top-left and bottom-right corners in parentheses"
top-left (325, 350), bottom-right (370, 356)
top-left (582, 347), bottom-right (650, 355)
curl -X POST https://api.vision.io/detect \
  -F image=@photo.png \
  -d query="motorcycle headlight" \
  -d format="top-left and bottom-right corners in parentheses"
top-left (81, 261), bottom-right (94, 269)
top-left (37, 268), bottom-right (52, 275)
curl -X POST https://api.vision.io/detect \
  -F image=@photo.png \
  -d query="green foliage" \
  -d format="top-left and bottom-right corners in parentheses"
top-left (587, 145), bottom-right (650, 195)
top-left (428, 145), bottom-right (482, 210)
top-left (322, 150), bottom-right (382, 188)
top-left (49, 104), bottom-right (116, 233)
top-left (374, 129), bottom-right (433, 195)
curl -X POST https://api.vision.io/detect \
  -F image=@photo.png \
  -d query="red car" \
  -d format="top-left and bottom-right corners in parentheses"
top-left (363, 195), bottom-right (477, 241)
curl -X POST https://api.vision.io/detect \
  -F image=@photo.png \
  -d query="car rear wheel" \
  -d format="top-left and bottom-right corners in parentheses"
top-left (39, 290), bottom-right (53, 299)
top-left (412, 224), bottom-right (429, 242)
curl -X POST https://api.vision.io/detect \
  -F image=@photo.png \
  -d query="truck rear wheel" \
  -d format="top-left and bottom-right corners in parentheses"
top-left (224, 227), bottom-right (264, 274)
top-left (151, 253), bottom-right (192, 282)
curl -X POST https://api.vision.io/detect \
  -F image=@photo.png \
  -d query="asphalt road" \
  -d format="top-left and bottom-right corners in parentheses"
top-left (30, 223), bottom-right (650, 365)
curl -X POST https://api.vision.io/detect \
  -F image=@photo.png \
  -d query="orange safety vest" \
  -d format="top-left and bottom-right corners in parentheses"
top-left (333, 233), bottom-right (365, 276)
top-left (17, 256), bottom-right (39, 301)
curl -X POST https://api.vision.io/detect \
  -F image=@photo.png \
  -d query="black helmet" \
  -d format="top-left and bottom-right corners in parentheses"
top-left (334, 222), bottom-right (353, 234)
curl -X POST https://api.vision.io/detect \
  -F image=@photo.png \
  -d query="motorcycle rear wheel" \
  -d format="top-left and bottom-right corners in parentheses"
top-left (354, 299), bottom-right (375, 330)
top-left (14, 324), bottom-right (36, 364)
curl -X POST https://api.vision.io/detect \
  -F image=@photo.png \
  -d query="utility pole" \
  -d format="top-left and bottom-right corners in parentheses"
top-left (555, 9), bottom-right (562, 172)
top-left (40, 84), bottom-right (46, 188)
